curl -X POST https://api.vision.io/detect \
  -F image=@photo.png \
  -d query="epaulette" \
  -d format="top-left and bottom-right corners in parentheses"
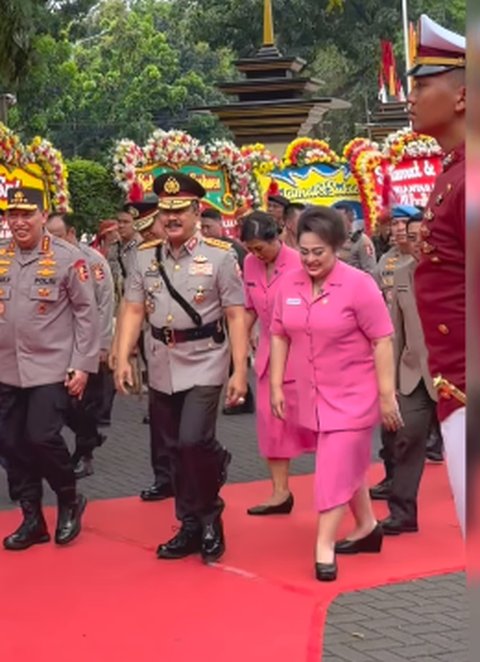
top-left (203, 237), bottom-right (231, 251)
top-left (138, 239), bottom-right (164, 251)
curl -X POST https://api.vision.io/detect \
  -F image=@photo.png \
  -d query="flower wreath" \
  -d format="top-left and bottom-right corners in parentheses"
top-left (0, 123), bottom-right (70, 211)
top-left (240, 143), bottom-right (280, 176)
top-left (348, 142), bottom-right (386, 232)
top-left (112, 129), bottom-right (262, 209)
top-left (282, 137), bottom-right (342, 168)
top-left (382, 128), bottom-right (442, 164)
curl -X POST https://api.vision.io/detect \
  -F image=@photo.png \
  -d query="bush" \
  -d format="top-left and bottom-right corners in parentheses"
top-left (66, 158), bottom-right (123, 234)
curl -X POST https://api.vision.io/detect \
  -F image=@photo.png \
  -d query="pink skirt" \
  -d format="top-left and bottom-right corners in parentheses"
top-left (256, 374), bottom-right (316, 459)
top-left (314, 427), bottom-right (374, 512)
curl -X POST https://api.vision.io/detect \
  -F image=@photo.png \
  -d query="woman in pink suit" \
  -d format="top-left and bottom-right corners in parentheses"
top-left (270, 206), bottom-right (402, 581)
top-left (241, 211), bottom-right (316, 515)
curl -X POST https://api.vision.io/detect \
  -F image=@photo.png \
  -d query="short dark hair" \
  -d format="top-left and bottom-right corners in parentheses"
top-left (406, 216), bottom-right (422, 230)
top-left (285, 203), bottom-right (305, 218)
top-left (297, 205), bottom-right (347, 250)
top-left (333, 202), bottom-right (355, 216)
top-left (201, 208), bottom-right (222, 223)
top-left (240, 210), bottom-right (280, 243)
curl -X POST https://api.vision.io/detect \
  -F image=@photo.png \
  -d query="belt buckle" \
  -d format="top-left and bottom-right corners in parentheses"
top-left (164, 327), bottom-right (176, 348)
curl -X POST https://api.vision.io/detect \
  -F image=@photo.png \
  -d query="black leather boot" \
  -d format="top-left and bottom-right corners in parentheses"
top-left (55, 494), bottom-right (87, 545)
top-left (3, 501), bottom-right (50, 551)
top-left (156, 525), bottom-right (202, 559)
top-left (74, 457), bottom-right (94, 480)
top-left (201, 518), bottom-right (225, 563)
top-left (140, 483), bottom-right (174, 502)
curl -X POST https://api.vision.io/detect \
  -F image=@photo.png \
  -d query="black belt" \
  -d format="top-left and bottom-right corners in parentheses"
top-left (150, 318), bottom-right (225, 347)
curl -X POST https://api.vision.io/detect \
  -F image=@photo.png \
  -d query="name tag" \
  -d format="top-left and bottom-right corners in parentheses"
top-left (397, 285), bottom-right (409, 293)
top-left (286, 298), bottom-right (302, 306)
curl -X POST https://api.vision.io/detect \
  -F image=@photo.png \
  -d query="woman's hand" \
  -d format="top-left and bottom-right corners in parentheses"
top-left (380, 393), bottom-right (404, 431)
top-left (271, 385), bottom-right (286, 420)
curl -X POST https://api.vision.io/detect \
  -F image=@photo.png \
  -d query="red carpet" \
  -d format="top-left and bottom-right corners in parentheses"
top-left (0, 464), bottom-right (464, 662)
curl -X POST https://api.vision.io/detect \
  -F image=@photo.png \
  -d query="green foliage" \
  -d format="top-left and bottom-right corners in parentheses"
top-left (66, 158), bottom-right (122, 233)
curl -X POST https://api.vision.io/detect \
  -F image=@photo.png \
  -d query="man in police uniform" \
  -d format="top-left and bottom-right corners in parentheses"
top-left (46, 213), bottom-right (114, 479)
top-left (408, 15), bottom-right (466, 534)
top-left (115, 173), bottom-right (248, 562)
top-left (381, 215), bottom-right (438, 534)
top-left (0, 188), bottom-right (99, 550)
top-left (335, 202), bottom-right (376, 274)
top-left (371, 205), bottom-right (429, 500)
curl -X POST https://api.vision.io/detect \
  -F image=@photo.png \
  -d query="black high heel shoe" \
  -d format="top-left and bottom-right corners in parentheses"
top-left (247, 493), bottom-right (294, 516)
top-left (335, 523), bottom-right (383, 555)
top-left (315, 556), bottom-right (337, 582)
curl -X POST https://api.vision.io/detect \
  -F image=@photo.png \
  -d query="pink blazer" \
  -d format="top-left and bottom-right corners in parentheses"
top-left (244, 243), bottom-right (301, 381)
top-left (271, 260), bottom-right (393, 432)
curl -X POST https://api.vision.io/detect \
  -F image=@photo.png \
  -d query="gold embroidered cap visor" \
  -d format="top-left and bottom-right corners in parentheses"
top-left (134, 210), bottom-right (159, 232)
top-left (6, 187), bottom-right (45, 212)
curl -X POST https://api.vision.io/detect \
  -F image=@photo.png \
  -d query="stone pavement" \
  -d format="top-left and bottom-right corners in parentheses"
top-left (0, 393), bottom-right (467, 660)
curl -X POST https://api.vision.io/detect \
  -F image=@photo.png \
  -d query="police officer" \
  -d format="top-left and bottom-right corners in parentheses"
top-left (335, 202), bottom-right (376, 274)
top-left (123, 194), bottom-right (174, 502)
top-left (371, 205), bottom-right (422, 500)
top-left (115, 172), bottom-right (248, 563)
top-left (46, 213), bottom-right (114, 478)
top-left (0, 188), bottom-right (99, 550)
top-left (408, 15), bottom-right (466, 534)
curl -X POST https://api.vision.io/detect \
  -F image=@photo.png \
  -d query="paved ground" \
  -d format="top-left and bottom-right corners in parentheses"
top-left (0, 392), bottom-right (466, 660)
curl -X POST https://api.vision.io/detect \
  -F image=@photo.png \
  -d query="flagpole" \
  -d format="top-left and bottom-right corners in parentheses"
top-left (401, 0), bottom-right (412, 93)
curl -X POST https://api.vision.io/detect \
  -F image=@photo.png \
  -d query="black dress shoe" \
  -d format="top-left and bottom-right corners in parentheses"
top-left (201, 519), bottom-right (225, 563)
top-left (55, 494), bottom-right (87, 545)
top-left (247, 493), bottom-right (294, 516)
top-left (140, 484), bottom-right (174, 502)
top-left (74, 457), bottom-right (94, 480)
top-left (3, 501), bottom-right (50, 551)
top-left (335, 523), bottom-right (383, 555)
top-left (315, 557), bottom-right (337, 582)
top-left (381, 516), bottom-right (418, 535)
top-left (369, 478), bottom-right (392, 500)
top-left (156, 526), bottom-right (202, 560)
top-left (426, 449), bottom-right (444, 463)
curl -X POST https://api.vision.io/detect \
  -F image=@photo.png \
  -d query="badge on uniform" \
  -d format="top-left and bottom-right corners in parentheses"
top-left (37, 268), bottom-right (56, 278)
top-left (286, 298), bottom-right (301, 306)
top-left (92, 263), bottom-right (105, 282)
top-left (37, 287), bottom-right (51, 298)
top-left (193, 255), bottom-right (208, 263)
top-left (194, 286), bottom-right (206, 304)
top-left (189, 262), bottom-right (213, 276)
top-left (74, 259), bottom-right (89, 282)
top-left (37, 303), bottom-right (48, 315)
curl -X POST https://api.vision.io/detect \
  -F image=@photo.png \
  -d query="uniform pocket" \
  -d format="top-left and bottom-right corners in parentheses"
top-left (29, 285), bottom-right (60, 302)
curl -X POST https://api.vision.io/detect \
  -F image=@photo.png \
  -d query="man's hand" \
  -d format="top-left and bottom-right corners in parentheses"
top-left (225, 371), bottom-right (247, 408)
top-left (108, 347), bottom-right (117, 371)
top-left (65, 370), bottom-right (88, 399)
top-left (114, 360), bottom-right (135, 395)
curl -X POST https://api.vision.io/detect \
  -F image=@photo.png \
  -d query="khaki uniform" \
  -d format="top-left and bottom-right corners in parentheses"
top-left (0, 232), bottom-right (99, 505)
top-left (78, 243), bottom-right (114, 352)
top-left (338, 231), bottom-right (376, 275)
top-left (125, 231), bottom-right (244, 528)
top-left (386, 260), bottom-right (438, 527)
top-left (374, 246), bottom-right (411, 308)
top-left (126, 232), bottom-right (244, 394)
top-left (0, 233), bottom-right (100, 387)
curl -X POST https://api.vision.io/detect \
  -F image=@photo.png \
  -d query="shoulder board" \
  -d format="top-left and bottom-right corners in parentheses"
top-left (203, 237), bottom-right (231, 251)
top-left (138, 239), bottom-right (164, 251)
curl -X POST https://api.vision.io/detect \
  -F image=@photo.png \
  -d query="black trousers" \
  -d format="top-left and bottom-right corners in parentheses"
top-left (388, 380), bottom-right (436, 524)
top-left (148, 390), bottom-right (173, 488)
top-left (149, 385), bottom-right (225, 527)
top-left (66, 371), bottom-right (104, 461)
top-left (99, 363), bottom-right (116, 424)
top-left (0, 382), bottom-right (76, 503)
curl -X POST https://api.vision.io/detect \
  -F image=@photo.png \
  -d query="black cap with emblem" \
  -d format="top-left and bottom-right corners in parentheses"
top-left (6, 187), bottom-right (46, 212)
top-left (153, 172), bottom-right (206, 211)
top-left (124, 193), bottom-right (160, 232)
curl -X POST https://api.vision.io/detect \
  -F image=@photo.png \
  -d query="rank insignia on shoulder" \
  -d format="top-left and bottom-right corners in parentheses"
top-left (203, 237), bottom-right (231, 251)
top-left (424, 208), bottom-right (435, 222)
top-left (74, 259), bottom-right (89, 282)
top-left (92, 264), bottom-right (105, 281)
top-left (139, 239), bottom-right (163, 251)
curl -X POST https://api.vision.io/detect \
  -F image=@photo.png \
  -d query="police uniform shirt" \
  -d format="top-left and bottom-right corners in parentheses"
top-left (125, 232), bottom-right (245, 394)
top-left (0, 233), bottom-right (100, 388)
top-left (338, 231), bottom-right (377, 274)
top-left (414, 144), bottom-right (465, 422)
top-left (78, 243), bottom-right (114, 352)
top-left (374, 246), bottom-right (412, 308)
